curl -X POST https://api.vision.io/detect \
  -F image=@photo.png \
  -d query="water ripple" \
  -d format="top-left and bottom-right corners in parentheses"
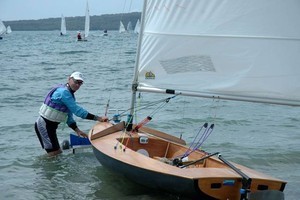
top-left (59, 50), bottom-right (90, 54)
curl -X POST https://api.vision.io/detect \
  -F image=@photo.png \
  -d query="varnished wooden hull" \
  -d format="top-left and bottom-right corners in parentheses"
top-left (89, 122), bottom-right (286, 199)
top-left (92, 146), bottom-right (211, 198)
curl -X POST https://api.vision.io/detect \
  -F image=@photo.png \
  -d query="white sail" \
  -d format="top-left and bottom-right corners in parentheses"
top-left (60, 15), bottom-right (66, 35)
top-left (84, 0), bottom-right (90, 38)
top-left (133, 0), bottom-right (300, 106)
top-left (119, 21), bottom-right (126, 33)
top-left (127, 21), bottom-right (133, 32)
top-left (0, 20), bottom-right (6, 36)
top-left (6, 26), bottom-right (12, 34)
top-left (134, 19), bottom-right (140, 34)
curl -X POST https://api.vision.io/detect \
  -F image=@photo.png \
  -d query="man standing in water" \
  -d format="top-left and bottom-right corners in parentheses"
top-left (34, 72), bottom-right (108, 156)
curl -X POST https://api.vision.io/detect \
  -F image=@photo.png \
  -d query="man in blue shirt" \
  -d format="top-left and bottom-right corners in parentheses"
top-left (34, 72), bottom-right (108, 156)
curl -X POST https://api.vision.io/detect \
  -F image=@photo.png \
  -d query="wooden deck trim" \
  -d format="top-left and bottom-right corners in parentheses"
top-left (137, 126), bottom-right (186, 145)
top-left (91, 121), bottom-right (125, 140)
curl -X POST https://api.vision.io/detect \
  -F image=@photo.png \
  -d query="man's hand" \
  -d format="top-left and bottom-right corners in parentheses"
top-left (97, 116), bottom-right (108, 122)
top-left (75, 129), bottom-right (88, 138)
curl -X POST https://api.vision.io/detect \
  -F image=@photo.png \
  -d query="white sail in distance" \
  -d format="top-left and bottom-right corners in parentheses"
top-left (127, 21), bottom-right (133, 32)
top-left (134, 19), bottom-right (140, 34)
top-left (119, 21), bottom-right (126, 33)
top-left (6, 26), bottom-right (12, 34)
top-left (60, 15), bottom-right (66, 35)
top-left (84, 0), bottom-right (90, 38)
top-left (0, 20), bottom-right (7, 36)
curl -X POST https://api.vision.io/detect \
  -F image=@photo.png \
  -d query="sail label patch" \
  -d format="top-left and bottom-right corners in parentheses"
top-left (145, 71), bottom-right (155, 79)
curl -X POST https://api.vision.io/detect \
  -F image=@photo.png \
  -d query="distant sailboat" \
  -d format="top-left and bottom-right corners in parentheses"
top-left (78, 0), bottom-right (89, 41)
top-left (6, 26), bottom-right (12, 34)
top-left (127, 21), bottom-right (133, 32)
top-left (134, 19), bottom-right (140, 34)
top-left (119, 21), bottom-right (126, 33)
top-left (84, 0), bottom-right (90, 39)
top-left (60, 15), bottom-right (67, 36)
top-left (0, 19), bottom-right (7, 39)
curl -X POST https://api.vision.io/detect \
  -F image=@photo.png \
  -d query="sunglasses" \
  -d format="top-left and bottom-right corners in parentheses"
top-left (72, 78), bottom-right (83, 85)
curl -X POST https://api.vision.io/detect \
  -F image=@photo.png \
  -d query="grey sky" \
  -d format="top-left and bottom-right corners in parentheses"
top-left (0, 0), bottom-right (143, 21)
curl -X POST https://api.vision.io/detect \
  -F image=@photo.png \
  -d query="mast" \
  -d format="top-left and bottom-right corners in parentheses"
top-left (129, 0), bottom-right (147, 120)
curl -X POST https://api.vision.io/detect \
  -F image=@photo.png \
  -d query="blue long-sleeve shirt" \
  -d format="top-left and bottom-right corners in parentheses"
top-left (50, 85), bottom-right (95, 130)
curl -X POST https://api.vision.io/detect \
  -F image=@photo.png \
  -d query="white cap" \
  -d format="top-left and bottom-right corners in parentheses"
top-left (70, 71), bottom-right (84, 81)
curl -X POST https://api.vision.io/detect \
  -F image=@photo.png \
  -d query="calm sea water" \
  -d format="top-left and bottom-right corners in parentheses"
top-left (0, 31), bottom-right (299, 200)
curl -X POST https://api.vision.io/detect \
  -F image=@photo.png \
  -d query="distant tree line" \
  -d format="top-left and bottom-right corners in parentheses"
top-left (3, 12), bottom-right (141, 31)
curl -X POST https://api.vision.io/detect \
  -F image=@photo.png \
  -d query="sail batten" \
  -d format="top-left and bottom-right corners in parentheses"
top-left (134, 0), bottom-right (300, 107)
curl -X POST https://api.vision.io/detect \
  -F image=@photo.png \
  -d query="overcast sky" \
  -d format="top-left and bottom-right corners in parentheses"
top-left (0, 0), bottom-right (143, 21)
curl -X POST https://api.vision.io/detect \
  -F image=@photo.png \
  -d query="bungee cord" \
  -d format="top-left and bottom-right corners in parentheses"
top-left (181, 122), bottom-right (208, 158)
top-left (172, 98), bottom-right (219, 166)
top-left (181, 123), bottom-right (214, 159)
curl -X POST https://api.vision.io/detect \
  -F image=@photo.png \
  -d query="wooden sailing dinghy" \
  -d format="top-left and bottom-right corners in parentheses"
top-left (89, 0), bottom-right (299, 199)
top-left (89, 122), bottom-right (285, 199)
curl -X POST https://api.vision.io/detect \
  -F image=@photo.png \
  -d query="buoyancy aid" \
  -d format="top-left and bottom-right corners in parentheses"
top-left (39, 84), bottom-right (69, 123)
